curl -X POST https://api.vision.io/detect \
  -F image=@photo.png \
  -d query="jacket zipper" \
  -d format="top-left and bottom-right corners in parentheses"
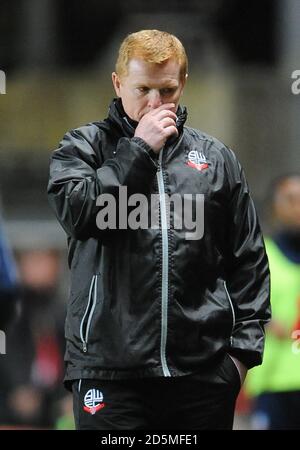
top-left (80, 275), bottom-right (98, 353)
top-left (224, 280), bottom-right (236, 346)
top-left (157, 150), bottom-right (171, 377)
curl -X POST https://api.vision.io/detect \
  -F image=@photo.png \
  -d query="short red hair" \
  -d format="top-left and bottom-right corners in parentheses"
top-left (115, 29), bottom-right (188, 81)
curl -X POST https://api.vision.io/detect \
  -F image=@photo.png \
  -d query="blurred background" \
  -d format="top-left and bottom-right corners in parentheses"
top-left (0, 0), bottom-right (300, 429)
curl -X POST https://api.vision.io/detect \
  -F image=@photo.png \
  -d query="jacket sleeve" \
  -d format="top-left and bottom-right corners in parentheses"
top-left (223, 148), bottom-right (271, 369)
top-left (47, 126), bottom-right (157, 240)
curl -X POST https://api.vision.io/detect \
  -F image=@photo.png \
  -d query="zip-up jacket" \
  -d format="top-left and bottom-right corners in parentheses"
top-left (47, 99), bottom-right (271, 386)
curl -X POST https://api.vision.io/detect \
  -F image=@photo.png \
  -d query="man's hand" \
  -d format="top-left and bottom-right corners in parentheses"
top-left (134, 103), bottom-right (178, 153)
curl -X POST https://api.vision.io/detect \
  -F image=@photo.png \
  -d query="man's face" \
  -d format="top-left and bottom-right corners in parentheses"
top-left (112, 58), bottom-right (186, 122)
top-left (274, 177), bottom-right (300, 229)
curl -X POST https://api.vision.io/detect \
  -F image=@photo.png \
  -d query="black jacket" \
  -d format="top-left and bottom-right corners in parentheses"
top-left (48, 99), bottom-right (271, 385)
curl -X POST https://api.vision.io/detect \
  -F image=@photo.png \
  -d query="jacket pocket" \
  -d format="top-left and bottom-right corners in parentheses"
top-left (79, 274), bottom-right (99, 353)
top-left (227, 354), bottom-right (242, 388)
top-left (223, 281), bottom-right (235, 344)
top-left (217, 353), bottom-right (241, 392)
top-left (226, 354), bottom-right (242, 390)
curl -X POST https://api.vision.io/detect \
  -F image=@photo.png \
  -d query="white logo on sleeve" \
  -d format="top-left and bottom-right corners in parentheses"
top-left (83, 389), bottom-right (106, 414)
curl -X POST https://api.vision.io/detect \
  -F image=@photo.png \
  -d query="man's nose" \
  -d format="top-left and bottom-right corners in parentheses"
top-left (147, 90), bottom-right (162, 109)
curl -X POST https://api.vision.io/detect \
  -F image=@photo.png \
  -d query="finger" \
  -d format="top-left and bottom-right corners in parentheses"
top-left (163, 125), bottom-right (178, 139)
top-left (155, 109), bottom-right (177, 122)
top-left (160, 117), bottom-right (177, 128)
top-left (151, 103), bottom-right (176, 114)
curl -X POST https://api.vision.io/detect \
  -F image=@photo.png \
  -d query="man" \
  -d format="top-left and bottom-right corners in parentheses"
top-left (246, 174), bottom-right (300, 429)
top-left (48, 29), bottom-right (271, 430)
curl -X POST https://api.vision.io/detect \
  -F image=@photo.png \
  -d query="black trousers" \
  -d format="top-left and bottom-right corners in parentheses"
top-left (72, 353), bottom-right (241, 430)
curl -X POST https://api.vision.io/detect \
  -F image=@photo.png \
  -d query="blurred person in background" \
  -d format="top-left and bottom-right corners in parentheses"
top-left (48, 29), bottom-right (270, 430)
top-left (0, 209), bottom-right (19, 423)
top-left (246, 174), bottom-right (300, 430)
top-left (0, 248), bottom-right (66, 428)
top-left (0, 214), bottom-right (19, 334)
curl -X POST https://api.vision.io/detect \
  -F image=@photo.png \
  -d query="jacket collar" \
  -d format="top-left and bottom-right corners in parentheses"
top-left (108, 98), bottom-right (188, 139)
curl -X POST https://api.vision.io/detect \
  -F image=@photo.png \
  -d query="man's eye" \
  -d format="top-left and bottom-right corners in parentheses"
top-left (137, 87), bottom-right (149, 94)
top-left (160, 88), bottom-right (175, 96)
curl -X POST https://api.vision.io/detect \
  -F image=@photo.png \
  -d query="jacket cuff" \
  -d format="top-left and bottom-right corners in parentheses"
top-left (227, 347), bottom-right (262, 370)
top-left (131, 137), bottom-right (158, 161)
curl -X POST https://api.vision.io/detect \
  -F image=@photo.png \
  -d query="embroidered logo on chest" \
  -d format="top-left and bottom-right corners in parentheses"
top-left (186, 150), bottom-right (209, 172)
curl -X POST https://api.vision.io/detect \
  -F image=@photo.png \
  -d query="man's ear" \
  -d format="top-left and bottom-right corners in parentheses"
top-left (112, 72), bottom-right (121, 97)
top-left (180, 73), bottom-right (188, 96)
